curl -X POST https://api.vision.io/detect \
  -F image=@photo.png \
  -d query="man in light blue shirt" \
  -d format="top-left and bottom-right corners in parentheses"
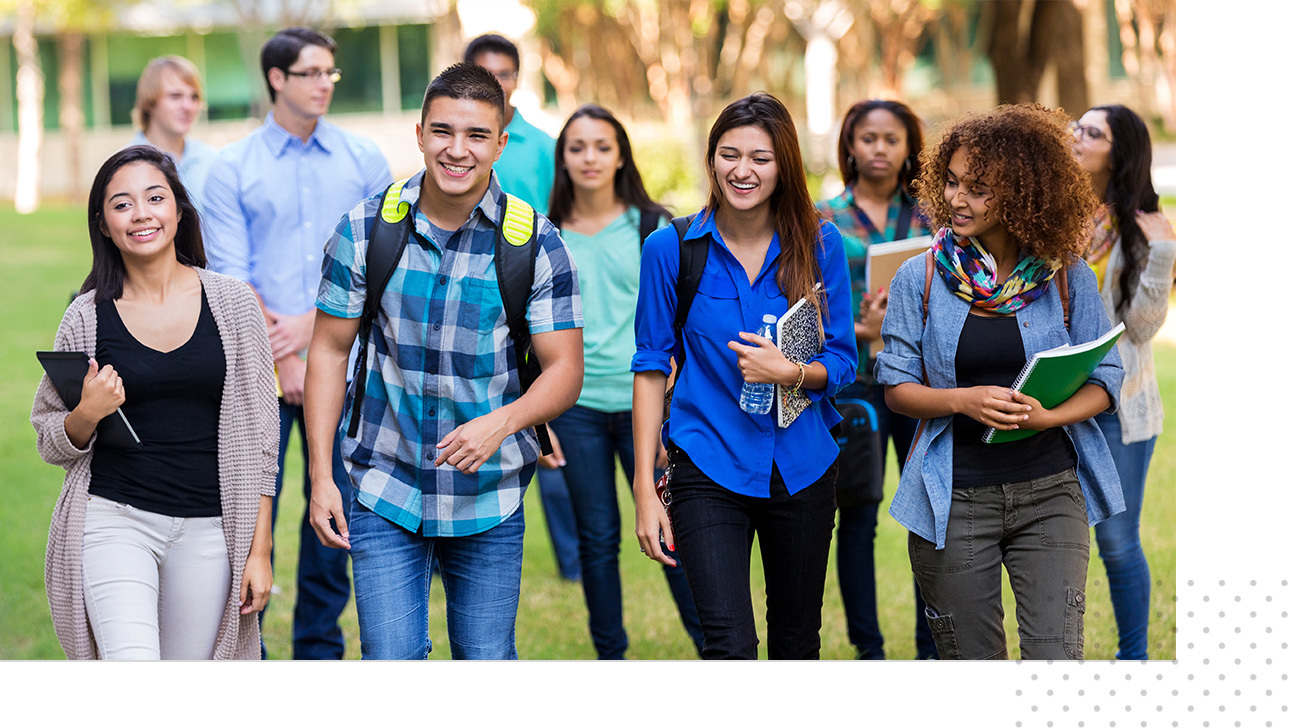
top-left (464, 33), bottom-right (579, 582)
top-left (129, 55), bottom-right (218, 211)
top-left (203, 26), bottom-right (391, 660)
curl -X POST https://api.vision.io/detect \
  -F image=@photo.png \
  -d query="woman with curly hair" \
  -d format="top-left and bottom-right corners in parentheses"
top-left (876, 104), bottom-right (1125, 660)
top-left (631, 92), bottom-right (856, 659)
top-left (1071, 104), bottom-right (1176, 661)
top-left (815, 98), bottom-right (936, 660)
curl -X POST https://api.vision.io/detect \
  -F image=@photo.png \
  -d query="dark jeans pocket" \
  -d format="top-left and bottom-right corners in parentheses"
top-left (907, 496), bottom-right (975, 574)
top-left (923, 606), bottom-right (962, 660)
top-left (1064, 586), bottom-right (1086, 660)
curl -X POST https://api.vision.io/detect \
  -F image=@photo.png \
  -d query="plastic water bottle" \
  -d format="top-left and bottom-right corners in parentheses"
top-left (739, 314), bottom-right (778, 415)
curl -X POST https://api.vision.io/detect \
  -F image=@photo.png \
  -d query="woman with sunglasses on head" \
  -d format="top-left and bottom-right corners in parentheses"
top-left (1071, 105), bottom-right (1176, 661)
top-left (632, 93), bottom-right (857, 659)
top-left (877, 104), bottom-right (1125, 660)
top-left (544, 104), bottom-right (704, 659)
top-left (32, 146), bottom-right (278, 660)
top-left (816, 98), bottom-right (937, 660)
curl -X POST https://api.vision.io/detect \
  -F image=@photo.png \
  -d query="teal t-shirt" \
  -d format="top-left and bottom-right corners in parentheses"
top-left (494, 109), bottom-right (556, 215)
top-left (561, 207), bottom-right (664, 412)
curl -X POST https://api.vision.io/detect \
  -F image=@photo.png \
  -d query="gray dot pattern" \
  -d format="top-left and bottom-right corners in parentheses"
top-left (1008, 579), bottom-right (1289, 725)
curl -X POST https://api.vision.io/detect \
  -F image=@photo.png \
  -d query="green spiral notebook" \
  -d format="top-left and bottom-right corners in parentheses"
top-left (982, 322), bottom-right (1125, 444)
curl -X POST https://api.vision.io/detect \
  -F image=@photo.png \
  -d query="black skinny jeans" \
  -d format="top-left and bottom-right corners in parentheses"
top-left (667, 447), bottom-right (837, 659)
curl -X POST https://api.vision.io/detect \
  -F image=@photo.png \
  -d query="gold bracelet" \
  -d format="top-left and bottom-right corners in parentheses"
top-left (790, 362), bottom-right (806, 395)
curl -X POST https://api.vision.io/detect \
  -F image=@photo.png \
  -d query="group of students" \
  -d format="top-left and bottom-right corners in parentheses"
top-left (31, 26), bottom-right (1175, 661)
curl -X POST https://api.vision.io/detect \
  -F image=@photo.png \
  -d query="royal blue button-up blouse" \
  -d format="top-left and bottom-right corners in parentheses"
top-left (631, 210), bottom-right (858, 497)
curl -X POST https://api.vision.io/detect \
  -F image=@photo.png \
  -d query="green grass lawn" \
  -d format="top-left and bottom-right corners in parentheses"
top-left (0, 204), bottom-right (1175, 660)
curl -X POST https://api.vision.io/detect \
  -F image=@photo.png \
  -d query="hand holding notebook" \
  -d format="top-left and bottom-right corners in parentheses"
top-left (37, 351), bottom-right (141, 449)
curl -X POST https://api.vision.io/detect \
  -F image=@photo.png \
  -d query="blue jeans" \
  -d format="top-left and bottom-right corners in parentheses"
top-left (834, 380), bottom-right (937, 659)
top-left (536, 466), bottom-right (582, 581)
top-left (549, 405), bottom-right (703, 659)
top-left (669, 447), bottom-right (837, 659)
top-left (348, 471), bottom-right (531, 660)
top-left (266, 401), bottom-right (352, 660)
top-left (1093, 412), bottom-right (1156, 660)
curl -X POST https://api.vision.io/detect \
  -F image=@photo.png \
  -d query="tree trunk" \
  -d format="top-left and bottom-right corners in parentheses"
top-left (59, 32), bottom-right (86, 204)
top-left (1032, 0), bottom-right (1086, 114)
top-left (14, 0), bottom-right (43, 214)
top-left (989, 0), bottom-right (1087, 110)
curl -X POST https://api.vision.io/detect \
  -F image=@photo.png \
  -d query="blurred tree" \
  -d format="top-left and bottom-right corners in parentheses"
top-left (987, 0), bottom-right (1088, 113)
top-left (4, 0), bottom-right (121, 213)
top-left (783, 0), bottom-right (856, 171)
top-left (1113, 0), bottom-right (1175, 133)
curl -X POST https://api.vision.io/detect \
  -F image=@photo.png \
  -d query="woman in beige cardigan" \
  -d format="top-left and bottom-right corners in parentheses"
top-left (32, 145), bottom-right (279, 659)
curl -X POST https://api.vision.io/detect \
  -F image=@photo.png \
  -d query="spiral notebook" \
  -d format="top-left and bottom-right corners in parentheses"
top-left (775, 284), bottom-right (823, 428)
top-left (981, 322), bottom-right (1125, 444)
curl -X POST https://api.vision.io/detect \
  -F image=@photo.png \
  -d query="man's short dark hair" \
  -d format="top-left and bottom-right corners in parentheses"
top-left (261, 27), bottom-right (338, 103)
top-left (421, 62), bottom-right (506, 129)
top-left (463, 33), bottom-right (520, 71)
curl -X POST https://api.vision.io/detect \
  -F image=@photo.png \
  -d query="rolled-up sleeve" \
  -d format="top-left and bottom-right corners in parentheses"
top-left (806, 223), bottom-right (859, 400)
top-left (1067, 261), bottom-right (1123, 413)
top-left (874, 255), bottom-right (928, 386)
top-left (631, 225), bottom-right (680, 375)
top-left (315, 203), bottom-right (370, 320)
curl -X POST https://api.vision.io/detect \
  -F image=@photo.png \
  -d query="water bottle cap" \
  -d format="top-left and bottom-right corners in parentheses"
top-left (763, 314), bottom-right (778, 323)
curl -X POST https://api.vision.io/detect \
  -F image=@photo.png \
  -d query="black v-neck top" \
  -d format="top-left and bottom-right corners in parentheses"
top-left (89, 287), bottom-right (226, 517)
top-left (951, 310), bottom-right (1075, 488)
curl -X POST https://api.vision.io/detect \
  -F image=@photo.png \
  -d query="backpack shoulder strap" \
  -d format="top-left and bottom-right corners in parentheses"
top-left (638, 209), bottom-right (661, 250)
top-left (922, 249), bottom-right (935, 325)
top-left (348, 177), bottom-right (412, 437)
top-left (494, 193), bottom-right (553, 455)
top-left (671, 213), bottom-right (705, 364)
top-left (1056, 265), bottom-right (1070, 331)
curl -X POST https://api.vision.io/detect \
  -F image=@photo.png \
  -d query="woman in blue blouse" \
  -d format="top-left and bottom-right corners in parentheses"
top-left (877, 104), bottom-right (1125, 660)
top-left (631, 93), bottom-right (857, 659)
top-left (544, 104), bottom-right (703, 659)
top-left (816, 98), bottom-right (936, 660)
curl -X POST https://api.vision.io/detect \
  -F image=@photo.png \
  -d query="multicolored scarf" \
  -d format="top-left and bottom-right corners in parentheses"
top-left (1083, 204), bottom-right (1117, 291)
top-left (931, 227), bottom-right (1059, 315)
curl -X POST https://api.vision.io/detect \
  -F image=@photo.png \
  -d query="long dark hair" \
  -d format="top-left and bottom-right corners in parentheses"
top-left (547, 104), bottom-right (669, 229)
top-left (83, 145), bottom-right (206, 303)
top-left (705, 92), bottom-right (824, 322)
top-left (1091, 104), bottom-right (1160, 312)
top-left (836, 99), bottom-right (923, 195)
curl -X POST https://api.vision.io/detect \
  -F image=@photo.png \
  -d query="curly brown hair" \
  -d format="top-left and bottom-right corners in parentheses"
top-left (915, 104), bottom-right (1098, 266)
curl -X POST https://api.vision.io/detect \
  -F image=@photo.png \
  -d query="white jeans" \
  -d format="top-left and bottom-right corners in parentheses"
top-left (82, 494), bottom-right (231, 660)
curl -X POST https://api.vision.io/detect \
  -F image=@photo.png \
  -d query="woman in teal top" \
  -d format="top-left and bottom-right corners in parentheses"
top-left (815, 99), bottom-right (935, 659)
top-left (545, 104), bottom-right (702, 659)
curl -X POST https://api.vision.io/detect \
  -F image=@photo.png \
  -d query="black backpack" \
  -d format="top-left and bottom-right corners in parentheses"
top-left (347, 178), bottom-right (553, 455)
top-left (660, 213), bottom-right (707, 419)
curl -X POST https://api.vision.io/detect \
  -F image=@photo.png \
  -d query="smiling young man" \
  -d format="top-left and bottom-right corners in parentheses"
top-left (462, 35), bottom-right (583, 583)
top-left (303, 62), bottom-right (583, 660)
top-left (202, 27), bottom-right (391, 660)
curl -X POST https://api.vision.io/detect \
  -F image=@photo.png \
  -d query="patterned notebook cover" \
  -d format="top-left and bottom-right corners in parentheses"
top-left (775, 284), bottom-right (823, 428)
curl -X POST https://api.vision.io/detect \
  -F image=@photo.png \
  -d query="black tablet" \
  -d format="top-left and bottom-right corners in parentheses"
top-left (36, 351), bottom-right (141, 449)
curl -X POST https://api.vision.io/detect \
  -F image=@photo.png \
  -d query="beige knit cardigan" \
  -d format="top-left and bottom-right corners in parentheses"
top-left (31, 267), bottom-right (279, 660)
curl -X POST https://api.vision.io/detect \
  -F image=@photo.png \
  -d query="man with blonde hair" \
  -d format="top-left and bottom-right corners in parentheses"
top-left (131, 55), bottom-right (217, 207)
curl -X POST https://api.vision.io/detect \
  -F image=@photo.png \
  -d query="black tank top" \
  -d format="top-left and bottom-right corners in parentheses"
top-left (89, 287), bottom-right (225, 517)
top-left (951, 311), bottom-right (1076, 488)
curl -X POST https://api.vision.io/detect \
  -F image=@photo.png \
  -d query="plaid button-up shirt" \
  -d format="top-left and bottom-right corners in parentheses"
top-left (316, 170), bottom-right (582, 536)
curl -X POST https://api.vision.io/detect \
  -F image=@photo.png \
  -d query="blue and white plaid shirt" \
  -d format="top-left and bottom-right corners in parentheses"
top-left (316, 170), bottom-right (582, 536)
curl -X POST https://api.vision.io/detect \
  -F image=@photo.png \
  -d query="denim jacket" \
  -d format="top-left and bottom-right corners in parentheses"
top-left (875, 250), bottom-right (1126, 549)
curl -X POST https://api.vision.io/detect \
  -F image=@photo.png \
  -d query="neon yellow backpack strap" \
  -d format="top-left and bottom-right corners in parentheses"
top-left (501, 194), bottom-right (534, 247)
top-left (379, 177), bottom-right (411, 223)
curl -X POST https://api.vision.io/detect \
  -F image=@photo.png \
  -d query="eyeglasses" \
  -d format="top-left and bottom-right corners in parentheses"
top-left (1068, 121), bottom-right (1111, 144)
top-left (491, 71), bottom-right (517, 83)
top-left (285, 67), bottom-right (342, 84)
